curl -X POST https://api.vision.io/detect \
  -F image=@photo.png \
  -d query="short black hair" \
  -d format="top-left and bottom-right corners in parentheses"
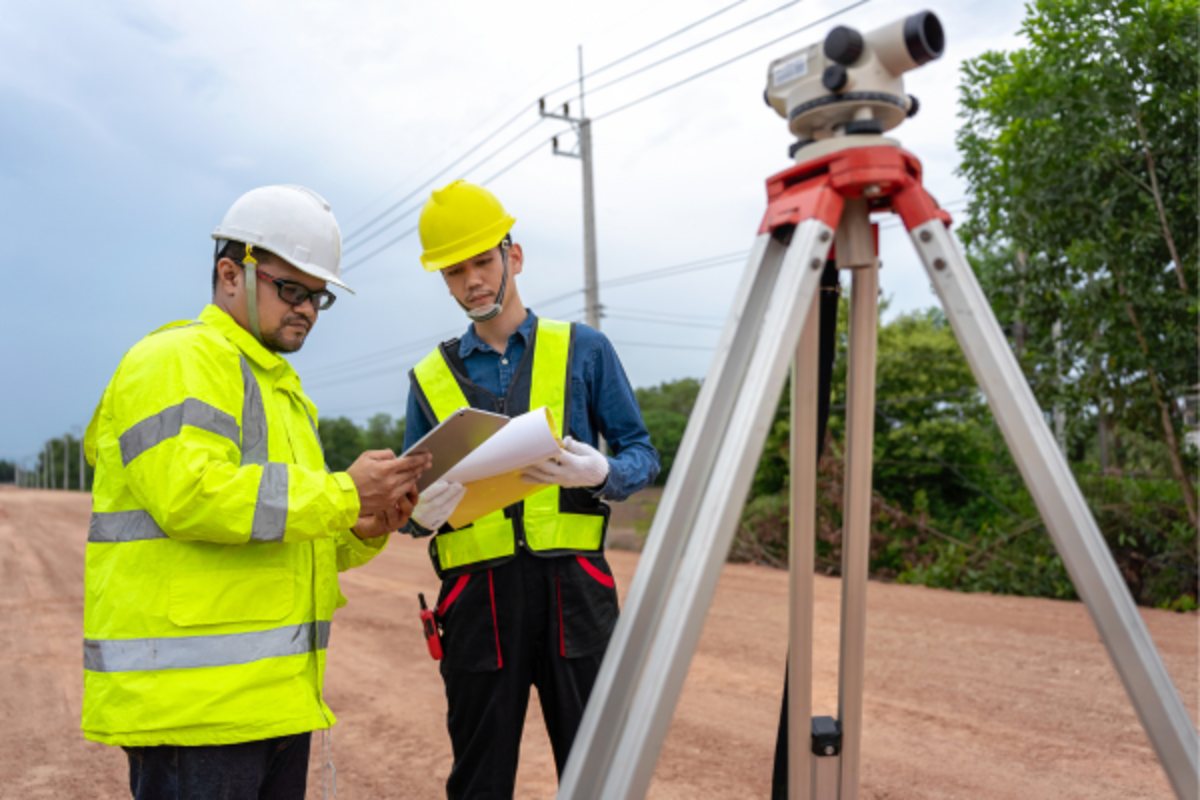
top-left (212, 240), bottom-right (273, 292)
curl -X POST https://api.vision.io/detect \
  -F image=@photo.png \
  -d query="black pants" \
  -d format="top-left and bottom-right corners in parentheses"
top-left (123, 733), bottom-right (312, 800)
top-left (435, 549), bottom-right (619, 800)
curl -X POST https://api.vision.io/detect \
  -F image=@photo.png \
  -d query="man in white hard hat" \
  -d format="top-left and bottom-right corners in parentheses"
top-left (82, 185), bottom-right (431, 799)
top-left (402, 181), bottom-right (660, 799)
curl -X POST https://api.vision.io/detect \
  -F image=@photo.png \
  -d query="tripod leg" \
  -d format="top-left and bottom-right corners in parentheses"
top-left (910, 218), bottom-right (1199, 800)
top-left (837, 263), bottom-right (879, 800)
top-left (788, 287), bottom-right (821, 799)
top-left (560, 216), bottom-right (836, 800)
top-left (560, 228), bottom-right (807, 799)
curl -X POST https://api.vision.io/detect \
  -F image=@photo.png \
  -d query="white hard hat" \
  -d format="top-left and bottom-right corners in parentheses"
top-left (212, 185), bottom-right (352, 293)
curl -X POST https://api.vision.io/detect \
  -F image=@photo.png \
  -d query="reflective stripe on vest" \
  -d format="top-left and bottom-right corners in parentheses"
top-left (412, 318), bottom-right (604, 573)
top-left (84, 620), bottom-right (331, 673)
top-left (87, 353), bottom-right (285, 544)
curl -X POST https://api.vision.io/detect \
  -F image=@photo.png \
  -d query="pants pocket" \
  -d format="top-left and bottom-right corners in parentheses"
top-left (436, 571), bottom-right (502, 674)
top-left (557, 555), bottom-right (619, 659)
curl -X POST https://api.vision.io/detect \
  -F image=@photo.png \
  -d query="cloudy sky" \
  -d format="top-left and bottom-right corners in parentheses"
top-left (0, 0), bottom-right (1028, 464)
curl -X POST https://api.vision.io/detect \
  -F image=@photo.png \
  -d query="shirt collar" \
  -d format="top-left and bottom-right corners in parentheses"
top-left (199, 304), bottom-right (288, 374)
top-left (458, 309), bottom-right (538, 359)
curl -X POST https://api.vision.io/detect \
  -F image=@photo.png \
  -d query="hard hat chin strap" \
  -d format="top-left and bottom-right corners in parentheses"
top-left (243, 245), bottom-right (265, 343)
top-left (461, 241), bottom-right (510, 323)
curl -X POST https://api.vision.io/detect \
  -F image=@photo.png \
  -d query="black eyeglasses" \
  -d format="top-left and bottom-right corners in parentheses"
top-left (254, 266), bottom-right (337, 311)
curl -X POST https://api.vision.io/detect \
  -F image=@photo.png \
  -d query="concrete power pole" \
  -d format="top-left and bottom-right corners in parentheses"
top-left (540, 45), bottom-right (601, 330)
top-left (80, 434), bottom-right (86, 491)
top-left (62, 438), bottom-right (69, 490)
top-left (47, 441), bottom-right (55, 490)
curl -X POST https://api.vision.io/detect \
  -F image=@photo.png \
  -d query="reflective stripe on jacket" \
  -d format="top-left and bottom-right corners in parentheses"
top-left (410, 318), bottom-right (608, 577)
top-left (81, 304), bottom-right (381, 747)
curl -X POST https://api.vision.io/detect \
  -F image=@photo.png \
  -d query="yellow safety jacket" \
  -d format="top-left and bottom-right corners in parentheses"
top-left (81, 304), bottom-right (384, 747)
top-left (410, 318), bottom-right (608, 578)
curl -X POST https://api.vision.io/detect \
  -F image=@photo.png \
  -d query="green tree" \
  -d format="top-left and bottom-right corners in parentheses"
top-left (955, 0), bottom-right (1199, 524)
top-left (634, 378), bottom-right (702, 484)
top-left (319, 417), bottom-right (366, 472)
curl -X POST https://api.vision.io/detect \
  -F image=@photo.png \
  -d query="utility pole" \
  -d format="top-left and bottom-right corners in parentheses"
top-left (62, 437), bottom-right (69, 491)
top-left (47, 441), bottom-right (55, 490)
top-left (539, 45), bottom-right (601, 330)
top-left (80, 434), bottom-right (86, 491)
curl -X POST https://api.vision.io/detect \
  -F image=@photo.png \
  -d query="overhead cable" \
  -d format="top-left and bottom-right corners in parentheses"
top-left (344, 102), bottom-right (539, 244)
top-left (600, 251), bottom-right (749, 289)
top-left (595, 0), bottom-right (872, 122)
top-left (541, 0), bottom-right (751, 98)
top-left (341, 128), bottom-right (569, 274)
top-left (576, 0), bottom-right (804, 103)
top-left (604, 313), bottom-right (724, 330)
top-left (343, 117), bottom-right (548, 255)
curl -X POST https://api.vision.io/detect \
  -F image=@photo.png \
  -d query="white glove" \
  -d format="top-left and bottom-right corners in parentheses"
top-left (411, 480), bottom-right (466, 532)
top-left (521, 437), bottom-right (610, 489)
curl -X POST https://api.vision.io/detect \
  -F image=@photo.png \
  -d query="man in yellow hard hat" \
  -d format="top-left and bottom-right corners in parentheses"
top-left (402, 180), bottom-right (661, 799)
top-left (83, 185), bottom-right (432, 799)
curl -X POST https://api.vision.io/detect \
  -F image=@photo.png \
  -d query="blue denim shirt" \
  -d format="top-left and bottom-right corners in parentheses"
top-left (404, 310), bottom-right (660, 501)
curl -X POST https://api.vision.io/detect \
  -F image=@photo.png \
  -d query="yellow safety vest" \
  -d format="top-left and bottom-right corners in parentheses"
top-left (410, 318), bottom-right (608, 578)
top-left (81, 304), bottom-right (384, 747)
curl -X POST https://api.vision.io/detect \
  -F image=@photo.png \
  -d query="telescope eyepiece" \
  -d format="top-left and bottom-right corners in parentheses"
top-left (824, 26), bottom-right (864, 65)
top-left (903, 11), bottom-right (944, 65)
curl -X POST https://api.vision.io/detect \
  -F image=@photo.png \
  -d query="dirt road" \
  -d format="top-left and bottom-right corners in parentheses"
top-left (0, 486), bottom-right (1194, 798)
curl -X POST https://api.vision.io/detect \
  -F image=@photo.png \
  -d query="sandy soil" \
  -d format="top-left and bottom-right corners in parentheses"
top-left (0, 486), bottom-right (1194, 799)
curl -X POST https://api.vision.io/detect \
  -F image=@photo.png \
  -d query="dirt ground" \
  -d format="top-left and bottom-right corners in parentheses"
top-left (0, 486), bottom-right (1195, 799)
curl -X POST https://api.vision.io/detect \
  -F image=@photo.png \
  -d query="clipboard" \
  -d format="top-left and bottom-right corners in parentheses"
top-left (403, 408), bottom-right (510, 493)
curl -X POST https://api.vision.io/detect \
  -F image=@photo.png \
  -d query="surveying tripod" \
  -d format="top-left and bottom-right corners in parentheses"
top-left (556, 132), bottom-right (1198, 800)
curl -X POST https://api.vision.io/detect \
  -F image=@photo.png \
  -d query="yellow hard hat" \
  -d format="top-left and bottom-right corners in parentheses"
top-left (419, 180), bottom-right (516, 272)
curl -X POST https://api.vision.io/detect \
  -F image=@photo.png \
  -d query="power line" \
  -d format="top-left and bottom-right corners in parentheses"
top-left (595, 0), bottom-right (872, 123)
top-left (341, 128), bottom-right (571, 274)
top-left (481, 130), bottom-right (570, 186)
top-left (344, 117), bottom-right (548, 255)
top-left (541, 0), bottom-right (752, 98)
top-left (610, 340), bottom-right (716, 351)
top-left (343, 102), bottom-right (540, 244)
top-left (344, 2), bottom-right (761, 250)
top-left (600, 251), bottom-right (749, 289)
top-left (579, 0), bottom-right (805, 103)
top-left (605, 306), bottom-right (728, 322)
top-left (605, 312), bottom-right (724, 330)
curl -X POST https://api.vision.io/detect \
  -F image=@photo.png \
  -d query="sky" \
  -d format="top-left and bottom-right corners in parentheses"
top-left (0, 0), bottom-right (1029, 465)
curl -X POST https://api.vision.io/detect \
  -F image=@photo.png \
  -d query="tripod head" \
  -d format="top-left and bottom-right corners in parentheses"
top-left (764, 11), bottom-right (944, 157)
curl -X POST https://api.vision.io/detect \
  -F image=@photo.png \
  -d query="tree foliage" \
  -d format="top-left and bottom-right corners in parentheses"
top-left (634, 378), bottom-right (702, 484)
top-left (319, 414), bottom-right (406, 472)
top-left (955, 0), bottom-right (1199, 523)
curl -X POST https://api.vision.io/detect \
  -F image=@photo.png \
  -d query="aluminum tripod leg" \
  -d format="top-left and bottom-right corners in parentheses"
top-left (837, 263), bottom-right (879, 800)
top-left (911, 218), bottom-right (1200, 800)
top-left (558, 218), bottom-right (836, 800)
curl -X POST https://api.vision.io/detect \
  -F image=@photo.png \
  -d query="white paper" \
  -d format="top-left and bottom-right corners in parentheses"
top-left (441, 407), bottom-right (561, 485)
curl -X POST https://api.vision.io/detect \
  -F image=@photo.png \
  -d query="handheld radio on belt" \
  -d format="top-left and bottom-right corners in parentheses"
top-left (418, 593), bottom-right (443, 660)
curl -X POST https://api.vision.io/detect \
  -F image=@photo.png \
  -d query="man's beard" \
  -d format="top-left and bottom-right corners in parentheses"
top-left (262, 314), bottom-right (310, 353)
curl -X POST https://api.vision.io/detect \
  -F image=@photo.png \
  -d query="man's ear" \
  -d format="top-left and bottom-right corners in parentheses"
top-left (216, 257), bottom-right (243, 297)
top-left (508, 243), bottom-right (524, 277)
